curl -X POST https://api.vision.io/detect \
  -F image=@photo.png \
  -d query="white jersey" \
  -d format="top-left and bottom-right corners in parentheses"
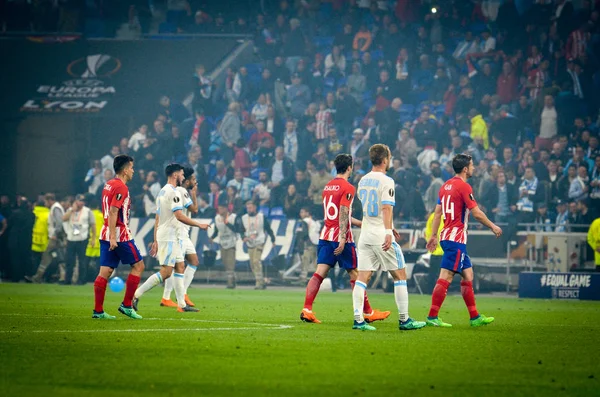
top-left (176, 186), bottom-right (194, 240)
top-left (356, 171), bottom-right (395, 245)
top-left (156, 184), bottom-right (184, 242)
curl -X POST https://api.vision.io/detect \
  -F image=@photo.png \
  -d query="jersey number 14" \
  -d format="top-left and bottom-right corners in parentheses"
top-left (440, 195), bottom-right (455, 221)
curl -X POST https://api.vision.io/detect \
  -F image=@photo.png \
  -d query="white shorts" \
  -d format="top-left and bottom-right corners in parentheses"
top-left (357, 240), bottom-right (405, 272)
top-left (157, 240), bottom-right (185, 267)
top-left (181, 236), bottom-right (197, 256)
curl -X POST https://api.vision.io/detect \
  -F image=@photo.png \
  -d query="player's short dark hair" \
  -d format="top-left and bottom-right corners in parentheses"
top-left (369, 144), bottom-right (390, 166)
top-left (334, 154), bottom-right (353, 174)
top-left (165, 163), bottom-right (184, 178)
top-left (113, 155), bottom-right (134, 174)
top-left (183, 166), bottom-right (195, 180)
top-left (245, 200), bottom-right (256, 206)
top-left (452, 153), bottom-right (473, 174)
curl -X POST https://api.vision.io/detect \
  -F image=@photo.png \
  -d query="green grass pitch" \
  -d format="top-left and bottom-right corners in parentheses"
top-left (0, 283), bottom-right (598, 396)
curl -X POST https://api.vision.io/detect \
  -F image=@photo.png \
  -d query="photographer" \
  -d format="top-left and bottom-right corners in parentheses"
top-left (62, 194), bottom-right (96, 285)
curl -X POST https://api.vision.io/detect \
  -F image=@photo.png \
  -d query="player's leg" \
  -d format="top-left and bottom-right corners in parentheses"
top-left (386, 242), bottom-right (425, 330)
top-left (134, 241), bottom-right (176, 309)
top-left (222, 247), bottom-right (236, 288)
top-left (183, 249), bottom-right (199, 306)
top-left (351, 243), bottom-right (376, 331)
top-left (161, 277), bottom-right (176, 306)
top-left (460, 257), bottom-right (494, 327)
top-left (426, 241), bottom-right (458, 327)
top-left (173, 259), bottom-right (199, 312)
top-left (109, 240), bottom-right (145, 319)
top-left (300, 240), bottom-right (332, 323)
top-left (92, 241), bottom-right (118, 319)
top-left (344, 244), bottom-right (390, 322)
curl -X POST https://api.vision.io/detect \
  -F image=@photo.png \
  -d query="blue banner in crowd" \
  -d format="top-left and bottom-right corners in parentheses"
top-left (127, 217), bottom-right (298, 267)
top-left (519, 272), bottom-right (600, 301)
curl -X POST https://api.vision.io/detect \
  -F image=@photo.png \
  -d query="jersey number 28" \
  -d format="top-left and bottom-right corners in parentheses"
top-left (358, 189), bottom-right (379, 216)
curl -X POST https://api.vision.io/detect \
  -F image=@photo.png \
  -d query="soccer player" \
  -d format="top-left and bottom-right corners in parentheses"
top-left (160, 167), bottom-right (200, 308)
top-left (301, 153), bottom-right (390, 324)
top-left (93, 155), bottom-right (144, 319)
top-left (134, 164), bottom-right (210, 313)
top-left (352, 144), bottom-right (426, 331)
top-left (425, 153), bottom-right (503, 327)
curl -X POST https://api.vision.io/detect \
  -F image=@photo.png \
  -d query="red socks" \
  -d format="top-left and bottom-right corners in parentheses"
top-left (94, 276), bottom-right (108, 313)
top-left (303, 273), bottom-right (324, 310)
top-left (460, 280), bottom-right (479, 319)
top-left (428, 279), bottom-right (451, 318)
top-left (350, 280), bottom-right (373, 314)
top-left (123, 274), bottom-right (141, 307)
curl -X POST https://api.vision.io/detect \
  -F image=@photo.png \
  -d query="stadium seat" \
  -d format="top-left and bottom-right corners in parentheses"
top-left (259, 206), bottom-right (270, 216)
top-left (269, 207), bottom-right (285, 219)
top-left (158, 22), bottom-right (177, 34)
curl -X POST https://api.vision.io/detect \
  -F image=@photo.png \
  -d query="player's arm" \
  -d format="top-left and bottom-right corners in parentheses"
top-left (334, 185), bottom-right (355, 255)
top-left (471, 206), bottom-right (502, 237)
top-left (426, 204), bottom-right (443, 252)
top-left (108, 206), bottom-right (119, 250)
top-left (187, 187), bottom-right (199, 214)
top-left (464, 186), bottom-right (502, 237)
top-left (382, 204), bottom-right (394, 251)
top-left (351, 217), bottom-right (362, 227)
top-left (381, 182), bottom-right (395, 252)
top-left (174, 210), bottom-right (210, 229)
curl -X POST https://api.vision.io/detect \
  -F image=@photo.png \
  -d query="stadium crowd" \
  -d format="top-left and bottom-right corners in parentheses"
top-left (2, 0), bottom-right (600, 283)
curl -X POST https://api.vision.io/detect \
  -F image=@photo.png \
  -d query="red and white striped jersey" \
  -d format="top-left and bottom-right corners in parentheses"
top-left (320, 177), bottom-right (355, 243)
top-left (437, 176), bottom-right (478, 245)
top-left (315, 109), bottom-right (332, 140)
top-left (567, 30), bottom-right (588, 60)
top-left (100, 178), bottom-right (133, 242)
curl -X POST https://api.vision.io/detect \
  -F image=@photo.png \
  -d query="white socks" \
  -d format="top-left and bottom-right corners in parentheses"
top-left (183, 265), bottom-right (197, 294)
top-left (162, 277), bottom-right (173, 300)
top-left (352, 281), bottom-right (367, 323)
top-left (135, 272), bottom-right (162, 299)
top-left (173, 273), bottom-right (186, 308)
top-left (394, 280), bottom-right (409, 322)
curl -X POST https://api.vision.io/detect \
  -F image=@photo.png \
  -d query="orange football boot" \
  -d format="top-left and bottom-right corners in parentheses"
top-left (300, 308), bottom-right (321, 324)
top-left (184, 294), bottom-right (195, 307)
top-left (364, 309), bottom-right (391, 323)
top-left (160, 298), bottom-right (178, 308)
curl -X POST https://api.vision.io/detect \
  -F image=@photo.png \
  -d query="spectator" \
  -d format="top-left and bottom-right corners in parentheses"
top-left (286, 73), bottom-right (311, 119)
top-left (308, 163), bottom-right (332, 217)
top-left (324, 46), bottom-right (346, 78)
top-left (100, 146), bottom-right (120, 172)
top-left (219, 102), bottom-right (242, 164)
top-left (564, 146), bottom-right (594, 175)
top-left (253, 171), bottom-right (272, 207)
top-left (283, 18), bottom-right (306, 74)
top-left (84, 160), bottom-right (104, 196)
top-left (424, 162), bottom-right (444, 212)
top-left (453, 31), bottom-right (478, 61)
top-left (573, 200), bottom-right (593, 231)
top-left (348, 128), bottom-right (370, 164)
top-left (469, 109), bottom-right (489, 150)
top-left (325, 127), bottom-right (344, 158)
top-left (128, 124), bottom-right (148, 152)
top-left (516, 166), bottom-right (543, 226)
top-left (535, 95), bottom-right (558, 151)
top-left (417, 140), bottom-right (439, 176)
top-left (282, 120), bottom-right (299, 163)
top-left (497, 62), bottom-right (518, 104)
top-left (315, 102), bottom-right (333, 141)
top-left (208, 181), bottom-right (223, 210)
top-left (270, 146), bottom-right (296, 206)
top-left (234, 139), bottom-right (252, 177)
top-left (211, 202), bottom-right (239, 288)
top-left (193, 64), bottom-right (213, 115)
top-left (251, 93), bottom-right (269, 123)
top-left (334, 23), bottom-right (354, 52)
top-left (227, 169), bottom-right (258, 202)
top-left (483, 171), bottom-right (518, 223)
top-left (347, 63), bottom-right (367, 104)
top-left (293, 170), bottom-right (311, 198)
top-left (568, 165), bottom-right (589, 201)
top-left (283, 184), bottom-right (303, 218)
top-left (197, 193), bottom-right (216, 219)
top-left (225, 186), bottom-right (244, 215)
top-left (555, 199), bottom-right (570, 232)
top-left (353, 24), bottom-right (372, 52)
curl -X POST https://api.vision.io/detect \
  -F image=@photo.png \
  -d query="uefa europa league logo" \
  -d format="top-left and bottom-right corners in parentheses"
top-left (67, 54), bottom-right (121, 79)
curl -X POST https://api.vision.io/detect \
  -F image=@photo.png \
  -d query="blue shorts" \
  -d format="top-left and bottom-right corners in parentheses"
top-left (440, 240), bottom-right (472, 273)
top-left (100, 240), bottom-right (142, 268)
top-left (316, 240), bottom-right (357, 270)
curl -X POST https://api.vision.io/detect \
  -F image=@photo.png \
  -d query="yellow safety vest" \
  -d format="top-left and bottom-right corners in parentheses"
top-left (86, 209), bottom-right (104, 258)
top-left (425, 212), bottom-right (444, 256)
top-left (31, 206), bottom-right (50, 253)
top-left (587, 218), bottom-right (600, 266)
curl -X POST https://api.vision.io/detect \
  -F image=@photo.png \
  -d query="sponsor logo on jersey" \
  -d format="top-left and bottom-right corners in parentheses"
top-left (174, 197), bottom-right (180, 203)
top-left (116, 193), bottom-right (122, 201)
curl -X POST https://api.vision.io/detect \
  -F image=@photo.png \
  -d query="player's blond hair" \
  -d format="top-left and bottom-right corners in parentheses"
top-left (369, 144), bottom-right (390, 166)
